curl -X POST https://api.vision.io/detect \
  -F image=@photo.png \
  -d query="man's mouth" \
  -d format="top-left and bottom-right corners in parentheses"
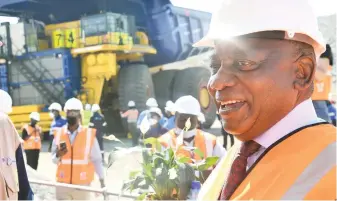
top-left (219, 100), bottom-right (246, 115)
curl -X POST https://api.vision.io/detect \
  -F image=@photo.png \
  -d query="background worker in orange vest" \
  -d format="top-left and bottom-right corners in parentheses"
top-left (312, 44), bottom-right (333, 122)
top-left (22, 112), bottom-right (42, 170)
top-left (0, 90), bottom-right (34, 200)
top-left (158, 95), bottom-right (225, 180)
top-left (51, 98), bottom-right (105, 200)
top-left (121, 101), bottom-right (139, 146)
top-left (195, 0), bottom-right (336, 200)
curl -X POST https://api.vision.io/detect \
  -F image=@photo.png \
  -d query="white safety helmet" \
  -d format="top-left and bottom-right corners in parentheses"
top-left (128, 101), bottom-right (136, 107)
top-left (146, 98), bottom-right (158, 107)
top-left (174, 95), bottom-right (201, 116)
top-left (64, 98), bottom-right (83, 112)
top-left (91, 104), bottom-right (100, 112)
top-left (149, 107), bottom-right (163, 117)
top-left (0, 89), bottom-right (12, 114)
top-left (165, 100), bottom-right (176, 112)
top-left (48, 102), bottom-right (62, 112)
top-left (194, 0), bottom-right (326, 59)
top-left (29, 112), bottom-right (40, 121)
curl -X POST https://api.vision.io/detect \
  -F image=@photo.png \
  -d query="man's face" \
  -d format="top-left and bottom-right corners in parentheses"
top-left (52, 110), bottom-right (60, 117)
top-left (208, 38), bottom-right (300, 140)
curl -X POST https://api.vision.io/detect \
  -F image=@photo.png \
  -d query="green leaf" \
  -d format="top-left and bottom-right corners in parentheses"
top-left (194, 148), bottom-right (204, 159)
top-left (197, 156), bottom-right (219, 171)
top-left (177, 156), bottom-right (190, 164)
top-left (136, 193), bottom-right (147, 200)
top-left (143, 163), bottom-right (154, 180)
top-left (129, 170), bottom-right (141, 179)
top-left (143, 137), bottom-right (162, 151)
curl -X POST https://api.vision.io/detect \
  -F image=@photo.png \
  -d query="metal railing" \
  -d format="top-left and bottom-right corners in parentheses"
top-left (29, 179), bottom-right (137, 200)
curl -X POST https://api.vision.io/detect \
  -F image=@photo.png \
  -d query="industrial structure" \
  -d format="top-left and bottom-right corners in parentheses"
top-left (0, 0), bottom-right (217, 135)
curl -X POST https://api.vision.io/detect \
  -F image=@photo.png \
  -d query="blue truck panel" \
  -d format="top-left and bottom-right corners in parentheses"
top-left (0, 0), bottom-right (211, 67)
top-left (0, 64), bottom-right (8, 92)
top-left (11, 48), bottom-right (81, 100)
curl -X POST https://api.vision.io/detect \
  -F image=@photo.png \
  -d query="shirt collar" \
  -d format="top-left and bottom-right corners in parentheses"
top-left (254, 98), bottom-right (318, 149)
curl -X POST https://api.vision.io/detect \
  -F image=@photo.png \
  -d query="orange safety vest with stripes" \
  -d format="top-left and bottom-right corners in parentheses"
top-left (54, 126), bottom-right (96, 185)
top-left (197, 123), bottom-right (336, 200)
top-left (158, 129), bottom-right (217, 162)
top-left (22, 124), bottom-right (42, 150)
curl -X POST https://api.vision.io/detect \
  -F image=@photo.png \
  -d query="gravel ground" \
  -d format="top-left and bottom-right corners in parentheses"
top-left (27, 120), bottom-right (226, 200)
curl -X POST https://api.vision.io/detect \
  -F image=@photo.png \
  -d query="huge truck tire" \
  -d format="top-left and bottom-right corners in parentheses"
top-left (172, 67), bottom-right (216, 129)
top-left (152, 70), bottom-right (178, 110)
top-left (118, 63), bottom-right (155, 112)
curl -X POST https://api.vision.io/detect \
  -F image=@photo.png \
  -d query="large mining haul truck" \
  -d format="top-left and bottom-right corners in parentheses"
top-left (0, 0), bottom-right (217, 135)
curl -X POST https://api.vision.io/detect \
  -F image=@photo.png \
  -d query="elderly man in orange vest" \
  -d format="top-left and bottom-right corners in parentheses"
top-left (21, 112), bottom-right (42, 170)
top-left (194, 0), bottom-right (336, 200)
top-left (158, 95), bottom-right (226, 180)
top-left (51, 98), bottom-right (105, 200)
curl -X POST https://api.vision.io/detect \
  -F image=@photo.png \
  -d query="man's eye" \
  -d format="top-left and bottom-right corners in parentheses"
top-left (210, 63), bottom-right (221, 74)
top-left (233, 60), bottom-right (258, 71)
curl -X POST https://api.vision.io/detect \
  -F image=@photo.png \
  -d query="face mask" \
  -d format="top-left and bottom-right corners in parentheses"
top-left (49, 112), bottom-right (54, 118)
top-left (30, 120), bottom-right (38, 126)
top-left (67, 116), bottom-right (77, 126)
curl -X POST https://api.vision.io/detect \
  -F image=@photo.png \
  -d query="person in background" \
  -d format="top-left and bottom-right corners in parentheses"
top-left (196, 0), bottom-right (336, 199)
top-left (217, 114), bottom-right (234, 149)
top-left (158, 96), bottom-right (226, 182)
top-left (121, 101), bottom-right (139, 146)
top-left (48, 102), bottom-right (67, 152)
top-left (82, 103), bottom-right (92, 126)
top-left (89, 104), bottom-right (107, 160)
top-left (21, 112), bottom-right (42, 170)
top-left (0, 89), bottom-right (34, 200)
top-left (52, 98), bottom-right (105, 200)
top-left (312, 44), bottom-right (333, 122)
top-left (137, 98), bottom-right (167, 130)
top-left (163, 100), bottom-right (176, 130)
top-left (326, 100), bottom-right (336, 126)
top-left (142, 107), bottom-right (168, 144)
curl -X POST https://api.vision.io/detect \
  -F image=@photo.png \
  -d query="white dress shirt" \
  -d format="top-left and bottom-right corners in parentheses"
top-left (247, 98), bottom-right (322, 169)
top-left (51, 125), bottom-right (104, 181)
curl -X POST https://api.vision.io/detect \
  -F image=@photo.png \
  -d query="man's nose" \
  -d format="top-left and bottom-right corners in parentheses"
top-left (208, 68), bottom-right (236, 92)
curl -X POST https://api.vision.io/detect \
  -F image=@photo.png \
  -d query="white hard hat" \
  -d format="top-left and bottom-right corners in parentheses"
top-left (146, 98), bottom-right (158, 107)
top-left (128, 101), bottom-right (136, 107)
top-left (165, 100), bottom-right (176, 112)
top-left (91, 104), bottom-right (100, 112)
top-left (194, 0), bottom-right (326, 58)
top-left (174, 95), bottom-right (201, 116)
top-left (29, 112), bottom-right (40, 121)
top-left (149, 107), bottom-right (163, 117)
top-left (0, 89), bottom-right (12, 114)
top-left (198, 112), bottom-right (206, 123)
top-left (48, 102), bottom-right (62, 112)
top-left (64, 98), bottom-right (83, 112)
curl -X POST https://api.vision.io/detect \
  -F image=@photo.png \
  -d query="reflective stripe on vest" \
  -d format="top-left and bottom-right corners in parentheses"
top-left (159, 129), bottom-right (216, 161)
top-left (54, 126), bottom-right (96, 184)
top-left (197, 123), bottom-right (336, 201)
top-left (22, 124), bottom-right (42, 150)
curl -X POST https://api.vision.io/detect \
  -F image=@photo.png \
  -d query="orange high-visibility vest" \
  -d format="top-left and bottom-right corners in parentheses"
top-left (197, 123), bottom-right (336, 200)
top-left (22, 124), bottom-right (42, 150)
top-left (312, 74), bottom-right (332, 101)
top-left (121, 109), bottom-right (139, 122)
top-left (158, 129), bottom-right (217, 162)
top-left (54, 126), bottom-right (96, 185)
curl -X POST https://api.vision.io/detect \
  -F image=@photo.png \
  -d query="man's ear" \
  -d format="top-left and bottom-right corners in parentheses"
top-left (294, 55), bottom-right (315, 91)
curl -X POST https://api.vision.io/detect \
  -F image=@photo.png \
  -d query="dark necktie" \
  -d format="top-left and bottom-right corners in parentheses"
top-left (220, 140), bottom-right (261, 200)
